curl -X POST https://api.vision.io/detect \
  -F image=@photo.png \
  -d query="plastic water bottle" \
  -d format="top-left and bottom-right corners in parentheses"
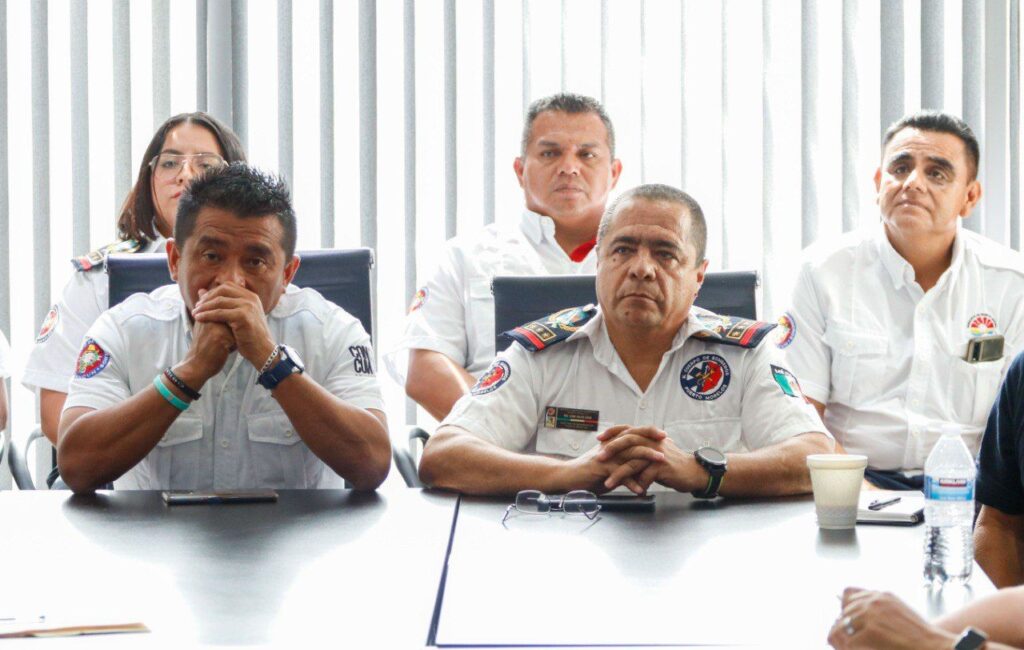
top-left (923, 424), bottom-right (976, 586)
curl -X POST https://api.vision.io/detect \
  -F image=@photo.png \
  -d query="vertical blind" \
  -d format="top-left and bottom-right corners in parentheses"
top-left (1, 0), bottom-right (1021, 456)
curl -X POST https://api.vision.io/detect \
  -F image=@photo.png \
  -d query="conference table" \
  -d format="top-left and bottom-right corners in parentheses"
top-left (0, 489), bottom-right (995, 648)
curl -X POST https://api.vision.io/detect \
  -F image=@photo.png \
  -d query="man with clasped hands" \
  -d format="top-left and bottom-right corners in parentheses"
top-left (57, 165), bottom-right (391, 492)
top-left (419, 184), bottom-right (833, 497)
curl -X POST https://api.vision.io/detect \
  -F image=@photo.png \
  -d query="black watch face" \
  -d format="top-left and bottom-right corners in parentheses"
top-left (697, 447), bottom-right (726, 465)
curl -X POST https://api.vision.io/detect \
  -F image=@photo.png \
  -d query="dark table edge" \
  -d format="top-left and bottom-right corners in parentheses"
top-left (427, 494), bottom-right (463, 646)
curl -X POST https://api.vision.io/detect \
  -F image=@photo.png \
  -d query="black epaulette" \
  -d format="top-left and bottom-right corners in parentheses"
top-left (71, 239), bottom-right (144, 272)
top-left (501, 304), bottom-right (597, 352)
top-left (691, 312), bottom-right (777, 349)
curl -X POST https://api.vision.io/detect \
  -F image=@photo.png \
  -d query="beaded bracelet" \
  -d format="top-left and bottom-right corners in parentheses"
top-left (153, 374), bottom-right (190, 411)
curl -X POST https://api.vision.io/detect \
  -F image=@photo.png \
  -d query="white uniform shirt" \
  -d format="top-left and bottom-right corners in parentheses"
top-left (779, 223), bottom-right (1024, 471)
top-left (443, 307), bottom-right (827, 490)
top-left (23, 238), bottom-right (166, 393)
top-left (0, 330), bottom-right (9, 378)
top-left (385, 210), bottom-right (597, 384)
top-left (63, 283), bottom-right (385, 490)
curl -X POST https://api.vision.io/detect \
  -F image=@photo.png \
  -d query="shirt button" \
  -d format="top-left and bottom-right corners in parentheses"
top-left (571, 441), bottom-right (580, 451)
top-left (912, 399), bottom-right (920, 407)
top-left (285, 430), bottom-right (293, 438)
top-left (220, 440), bottom-right (229, 449)
top-left (845, 341), bottom-right (854, 350)
top-left (639, 401), bottom-right (647, 410)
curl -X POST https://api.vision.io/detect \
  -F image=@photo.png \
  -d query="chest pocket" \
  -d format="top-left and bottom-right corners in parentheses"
top-left (153, 414), bottom-right (204, 489)
top-left (467, 277), bottom-right (495, 365)
top-left (535, 421), bottom-right (608, 458)
top-left (246, 411), bottom-right (307, 488)
top-left (663, 418), bottom-right (743, 454)
top-left (949, 358), bottom-right (1004, 432)
top-left (824, 324), bottom-right (888, 406)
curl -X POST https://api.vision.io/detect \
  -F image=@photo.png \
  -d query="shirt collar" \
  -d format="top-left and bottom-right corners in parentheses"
top-left (144, 236), bottom-right (168, 254)
top-left (875, 221), bottom-right (965, 291)
top-left (518, 209), bottom-right (559, 247)
top-left (570, 306), bottom-right (703, 367)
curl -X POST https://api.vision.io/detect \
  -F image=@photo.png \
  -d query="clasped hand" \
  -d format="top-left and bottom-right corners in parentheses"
top-left (183, 283), bottom-right (276, 382)
top-left (576, 425), bottom-right (704, 495)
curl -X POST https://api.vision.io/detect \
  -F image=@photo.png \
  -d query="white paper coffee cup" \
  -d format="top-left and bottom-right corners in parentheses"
top-left (806, 454), bottom-right (868, 529)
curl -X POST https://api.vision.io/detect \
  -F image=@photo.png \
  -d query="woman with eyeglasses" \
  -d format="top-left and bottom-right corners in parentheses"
top-left (23, 112), bottom-right (245, 479)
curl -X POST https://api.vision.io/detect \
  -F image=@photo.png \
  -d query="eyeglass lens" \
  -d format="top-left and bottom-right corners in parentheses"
top-left (562, 490), bottom-right (599, 515)
top-left (514, 489), bottom-right (550, 514)
top-left (152, 153), bottom-right (226, 180)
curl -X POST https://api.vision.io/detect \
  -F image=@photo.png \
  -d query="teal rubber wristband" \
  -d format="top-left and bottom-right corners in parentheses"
top-left (153, 374), bottom-right (190, 411)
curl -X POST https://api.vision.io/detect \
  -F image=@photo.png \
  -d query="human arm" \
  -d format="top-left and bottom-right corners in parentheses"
top-left (599, 427), bottom-right (833, 496)
top-left (975, 506), bottom-right (1024, 587)
top-left (0, 379), bottom-right (7, 431)
top-left (935, 585), bottom-right (1024, 647)
top-left (58, 313), bottom-right (236, 492)
top-left (405, 349), bottom-right (476, 421)
top-left (193, 282), bottom-right (391, 489)
top-left (39, 389), bottom-right (65, 445)
top-left (827, 587), bottom-right (1022, 649)
top-left (419, 424), bottom-right (654, 496)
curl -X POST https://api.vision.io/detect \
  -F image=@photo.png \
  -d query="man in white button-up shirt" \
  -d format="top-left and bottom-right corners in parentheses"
top-left (420, 185), bottom-right (832, 497)
top-left (57, 165), bottom-right (392, 493)
top-left (386, 93), bottom-right (623, 420)
top-left (778, 111), bottom-right (1024, 489)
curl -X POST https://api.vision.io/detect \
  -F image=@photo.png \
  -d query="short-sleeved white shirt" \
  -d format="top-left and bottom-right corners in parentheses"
top-left (0, 330), bottom-right (10, 379)
top-left (779, 223), bottom-right (1024, 471)
top-left (23, 238), bottom-right (167, 393)
top-left (64, 283), bottom-right (385, 491)
top-left (442, 307), bottom-right (827, 490)
top-left (384, 210), bottom-right (597, 385)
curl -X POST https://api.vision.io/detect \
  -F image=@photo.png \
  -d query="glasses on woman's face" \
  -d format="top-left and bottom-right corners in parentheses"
top-left (149, 152), bottom-right (227, 181)
top-left (501, 489), bottom-right (601, 524)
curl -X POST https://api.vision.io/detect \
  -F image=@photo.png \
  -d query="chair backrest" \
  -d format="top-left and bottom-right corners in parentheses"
top-left (492, 271), bottom-right (759, 352)
top-left (106, 248), bottom-right (375, 340)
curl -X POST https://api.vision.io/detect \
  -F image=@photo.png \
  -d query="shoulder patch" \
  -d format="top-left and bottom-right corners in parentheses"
top-left (471, 360), bottom-right (511, 395)
top-left (36, 305), bottom-right (60, 343)
top-left (501, 304), bottom-right (597, 352)
top-left (75, 338), bottom-right (111, 378)
top-left (691, 312), bottom-right (777, 349)
top-left (71, 239), bottom-right (143, 272)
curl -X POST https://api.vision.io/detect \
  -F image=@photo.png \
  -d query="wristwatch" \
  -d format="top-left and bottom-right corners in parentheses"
top-left (256, 344), bottom-right (305, 390)
top-left (954, 627), bottom-right (988, 650)
top-left (692, 446), bottom-right (728, 499)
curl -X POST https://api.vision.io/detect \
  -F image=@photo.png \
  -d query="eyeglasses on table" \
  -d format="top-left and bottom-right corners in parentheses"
top-left (502, 489), bottom-right (601, 524)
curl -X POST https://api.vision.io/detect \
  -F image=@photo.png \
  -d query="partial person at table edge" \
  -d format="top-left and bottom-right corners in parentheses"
top-left (419, 184), bottom-right (833, 497)
top-left (57, 164), bottom-right (391, 493)
top-left (23, 112), bottom-right (246, 457)
top-left (775, 110), bottom-right (1024, 490)
top-left (385, 92), bottom-right (623, 421)
top-left (828, 585), bottom-right (1024, 649)
top-left (974, 351), bottom-right (1024, 588)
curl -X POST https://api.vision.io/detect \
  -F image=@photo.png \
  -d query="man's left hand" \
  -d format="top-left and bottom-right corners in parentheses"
top-left (596, 426), bottom-right (706, 494)
top-left (191, 283), bottom-right (277, 369)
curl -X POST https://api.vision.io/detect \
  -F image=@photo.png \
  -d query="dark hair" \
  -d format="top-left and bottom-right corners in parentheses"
top-left (598, 184), bottom-right (707, 264)
top-left (520, 93), bottom-right (616, 157)
top-left (117, 112), bottom-right (246, 242)
top-left (174, 164), bottom-right (297, 260)
top-left (882, 110), bottom-right (980, 180)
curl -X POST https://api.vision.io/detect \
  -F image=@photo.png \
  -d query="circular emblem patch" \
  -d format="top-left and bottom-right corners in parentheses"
top-left (471, 360), bottom-right (511, 396)
top-left (75, 338), bottom-right (110, 378)
top-left (968, 313), bottom-right (996, 337)
top-left (775, 312), bottom-right (796, 349)
top-left (36, 305), bottom-right (60, 343)
top-left (408, 287), bottom-right (427, 313)
top-left (680, 354), bottom-right (731, 401)
top-left (549, 306), bottom-right (590, 333)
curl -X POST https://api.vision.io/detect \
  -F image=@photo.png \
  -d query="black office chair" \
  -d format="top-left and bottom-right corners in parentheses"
top-left (492, 270), bottom-right (759, 352)
top-left (10, 248), bottom-right (375, 490)
top-left (391, 270), bottom-right (761, 488)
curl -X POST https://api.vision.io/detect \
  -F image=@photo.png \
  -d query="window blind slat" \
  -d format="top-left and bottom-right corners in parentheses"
top-left (277, 0), bottom-right (293, 184)
top-left (113, 0), bottom-right (132, 214)
top-left (32, 0), bottom-right (49, 328)
top-left (841, 0), bottom-right (859, 234)
top-left (921, 0), bottom-right (944, 109)
top-left (1010, 0), bottom-right (1020, 250)
top-left (71, 0), bottom-right (90, 255)
top-left (196, 0), bottom-right (207, 111)
top-left (801, 0), bottom-right (818, 248)
top-left (962, 0), bottom-right (983, 233)
top-left (320, 0), bottom-right (334, 248)
top-left (483, 0), bottom-right (495, 226)
top-left (152, 0), bottom-right (170, 127)
top-left (359, 0), bottom-right (377, 343)
top-left (880, 0), bottom-right (905, 133)
top-left (444, 0), bottom-right (456, 239)
top-left (404, 0), bottom-right (417, 424)
top-left (231, 0), bottom-right (248, 149)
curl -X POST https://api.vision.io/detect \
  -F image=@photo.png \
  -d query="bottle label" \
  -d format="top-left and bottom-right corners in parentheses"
top-left (925, 477), bottom-right (974, 501)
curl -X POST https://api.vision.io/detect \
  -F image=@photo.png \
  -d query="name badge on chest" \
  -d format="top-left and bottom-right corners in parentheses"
top-left (544, 406), bottom-right (600, 431)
